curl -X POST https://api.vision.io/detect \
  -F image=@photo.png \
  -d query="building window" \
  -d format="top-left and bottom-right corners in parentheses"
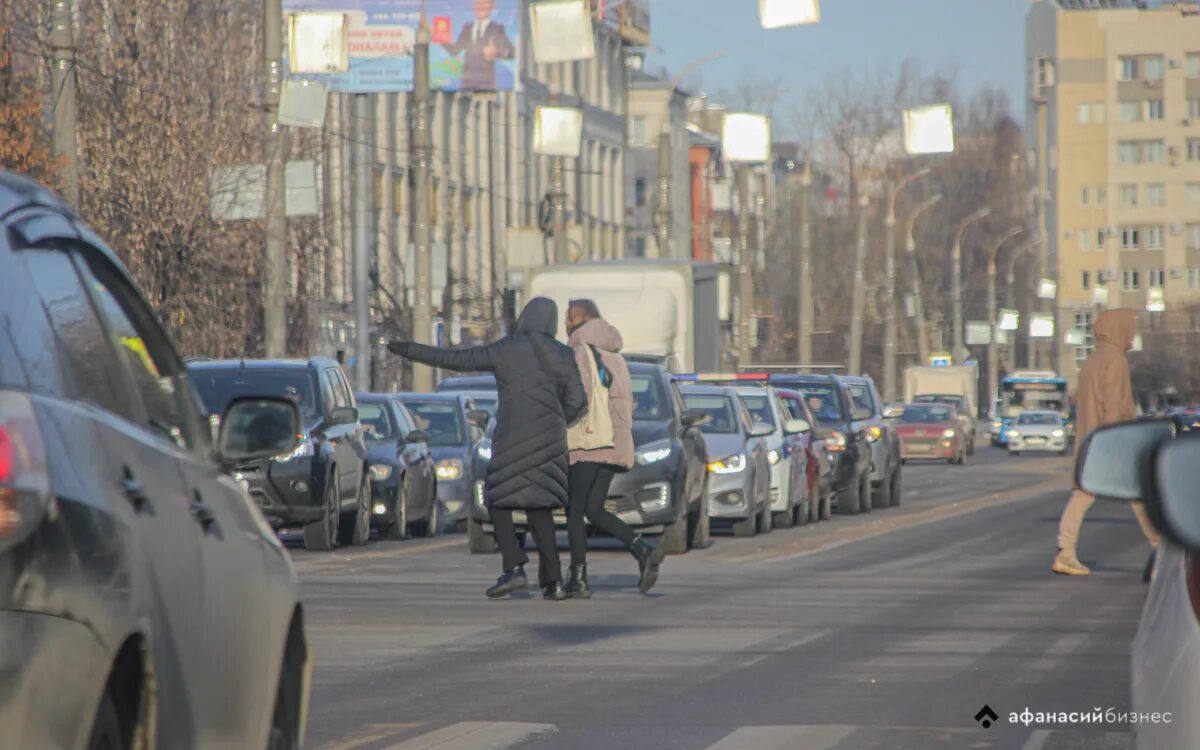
top-left (1188, 53), bottom-right (1200, 79)
top-left (1079, 228), bottom-right (1091, 250)
top-left (1189, 267), bottom-right (1200, 290)
top-left (1147, 99), bottom-right (1165, 121)
top-left (1144, 56), bottom-right (1165, 81)
top-left (1122, 269), bottom-right (1140, 291)
top-left (1120, 226), bottom-right (1141, 250)
top-left (1096, 186), bottom-right (1106, 206)
top-left (1189, 183), bottom-right (1200, 205)
top-left (1074, 311), bottom-right (1095, 369)
top-left (1078, 102), bottom-right (1090, 124)
top-left (1146, 141), bottom-right (1166, 163)
top-left (1080, 186), bottom-right (1089, 206)
top-left (1081, 271), bottom-right (1091, 290)
top-left (630, 116), bottom-right (647, 146)
top-left (1189, 139), bottom-right (1200, 162)
top-left (1190, 98), bottom-right (1200, 120)
top-left (1097, 228), bottom-right (1107, 249)
top-left (1188, 223), bottom-right (1200, 251)
top-left (1119, 101), bottom-right (1142, 123)
top-left (1146, 183), bottom-right (1165, 206)
top-left (1119, 57), bottom-right (1139, 81)
top-left (1149, 268), bottom-right (1165, 287)
top-left (1119, 184), bottom-right (1139, 207)
top-left (1118, 141), bottom-right (1141, 164)
top-left (633, 235), bottom-right (647, 258)
top-left (634, 177), bottom-right (646, 207)
top-left (1147, 225), bottom-right (1165, 249)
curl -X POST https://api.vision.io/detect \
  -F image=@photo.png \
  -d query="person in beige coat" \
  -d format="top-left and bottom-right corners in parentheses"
top-left (1053, 308), bottom-right (1160, 576)
top-left (563, 300), bottom-right (665, 597)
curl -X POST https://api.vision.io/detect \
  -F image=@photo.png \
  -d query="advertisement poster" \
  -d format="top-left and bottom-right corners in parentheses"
top-left (282, 0), bottom-right (519, 92)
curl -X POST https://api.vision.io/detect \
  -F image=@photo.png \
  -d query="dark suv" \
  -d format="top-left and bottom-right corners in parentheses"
top-left (768, 374), bottom-right (874, 515)
top-left (838, 375), bottom-right (902, 510)
top-left (189, 359), bottom-right (371, 550)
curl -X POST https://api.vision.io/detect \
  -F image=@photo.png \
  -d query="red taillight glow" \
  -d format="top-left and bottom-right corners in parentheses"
top-left (0, 425), bottom-right (12, 483)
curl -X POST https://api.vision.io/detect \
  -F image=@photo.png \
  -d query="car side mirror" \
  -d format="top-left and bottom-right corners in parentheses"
top-left (218, 397), bottom-right (300, 467)
top-left (406, 429), bottom-right (430, 444)
top-left (882, 406), bottom-right (903, 420)
top-left (749, 421), bottom-right (774, 438)
top-left (681, 411), bottom-right (708, 429)
top-left (1148, 436), bottom-right (1200, 551)
top-left (329, 406), bottom-right (358, 427)
top-left (1075, 419), bottom-right (1174, 501)
top-left (852, 406), bottom-right (873, 421)
top-left (783, 418), bottom-right (811, 435)
top-left (467, 409), bottom-right (490, 429)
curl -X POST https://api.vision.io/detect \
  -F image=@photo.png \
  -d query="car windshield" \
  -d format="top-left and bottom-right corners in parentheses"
top-left (739, 394), bottom-right (776, 428)
top-left (683, 394), bottom-right (738, 434)
top-left (357, 403), bottom-right (394, 440)
top-left (914, 394), bottom-right (963, 408)
top-left (190, 368), bottom-right (318, 419)
top-left (901, 405), bottom-right (953, 423)
top-left (401, 401), bottom-right (464, 447)
top-left (470, 397), bottom-right (498, 421)
top-left (792, 384), bottom-right (842, 424)
top-left (631, 373), bottom-right (666, 420)
top-left (1017, 413), bottom-right (1060, 426)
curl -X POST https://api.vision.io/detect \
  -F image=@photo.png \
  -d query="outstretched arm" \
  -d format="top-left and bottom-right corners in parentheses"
top-left (442, 25), bottom-right (470, 56)
top-left (390, 340), bottom-right (499, 373)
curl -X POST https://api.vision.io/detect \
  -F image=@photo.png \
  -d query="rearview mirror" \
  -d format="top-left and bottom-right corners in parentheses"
top-left (1075, 419), bottom-right (1174, 501)
top-left (882, 405), bottom-right (904, 420)
top-left (467, 409), bottom-right (490, 429)
top-left (218, 397), bottom-right (301, 466)
top-left (749, 421), bottom-right (774, 438)
top-left (406, 429), bottom-right (430, 444)
top-left (783, 418), bottom-right (811, 435)
top-left (681, 411), bottom-right (709, 429)
top-left (329, 406), bottom-right (358, 427)
top-left (1149, 436), bottom-right (1200, 551)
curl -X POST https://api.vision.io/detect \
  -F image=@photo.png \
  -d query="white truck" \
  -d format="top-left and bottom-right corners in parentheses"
top-left (903, 365), bottom-right (980, 453)
top-left (524, 259), bottom-right (725, 372)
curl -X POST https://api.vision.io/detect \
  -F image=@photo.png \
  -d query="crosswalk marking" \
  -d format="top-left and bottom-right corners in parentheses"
top-left (378, 722), bottom-right (556, 750)
top-left (703, 725), bottom-right (855, 750)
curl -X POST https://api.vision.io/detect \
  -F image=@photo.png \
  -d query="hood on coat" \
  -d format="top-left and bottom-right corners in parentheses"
top-left (515, 297), bottom-right (558, 337)
top-left (1094, 308), bottom-right (1136, 352)
top-left (568, 318), bottom-right (624, 353)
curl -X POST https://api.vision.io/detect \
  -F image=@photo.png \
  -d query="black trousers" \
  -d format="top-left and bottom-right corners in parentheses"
top-left (490, 507), bottom-right (561, 584)
top-left (568, 462), bottom-right (636, 567)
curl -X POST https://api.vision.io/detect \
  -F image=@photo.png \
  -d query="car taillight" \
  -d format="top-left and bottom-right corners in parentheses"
top-left (0, 391), bottom-right (51, 547)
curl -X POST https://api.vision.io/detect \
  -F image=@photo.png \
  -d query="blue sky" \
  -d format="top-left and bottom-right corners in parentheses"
top-left (648, 0), bottom-right (1031, 130)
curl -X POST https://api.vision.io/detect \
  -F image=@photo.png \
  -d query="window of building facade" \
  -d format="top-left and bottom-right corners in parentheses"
top-left (1119, 184), bottom-right (1138, 207)
top-left (1147, 99), bottom-right (1165, 121)
top-left (1146, 183), bottom-right (1165, 206)
top-left (1188, 223), bottom-right (1200, 251)
top-left (1122, 269), bottom-right (1140, 291)
top-left (1144, 56), bottom-right (1165, 81)
top-left (1119, 101), bottom-right (1142, 123)
top-left (1147, 225), bottom-right (1165, 250)
top-left (1119, 57), bottom-right (1139, 81)
top-left (1120, 226), bottom-right (1141, 250)
top-left (1149, 267), bottom-right (1165, 287)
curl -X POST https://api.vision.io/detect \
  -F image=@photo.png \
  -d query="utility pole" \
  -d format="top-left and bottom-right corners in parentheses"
top-left (1035, 97), bottom-right (1052, 371)
top-left (884, 180), bottom-right (898, 402)
top-left (351, 94), bottom-right (372, 390)
top-left (988, 227), bottom-right (1023, 419)
top-left (952, 208), bottom-right (991, 364)
top-left (797, 165), bottom-right (813, 366)
top-left (49, 0), bottom-right (79, 208)
top-left (411, 12), bottom-right (434, 391)
top-left (736, 164), bottom-right (753, 366)
top-left (656, 130), bottom-right (671, 257)
top-left (906, 194), bottom-right (942, 365)
top-left (551, 156), bottom-right (568, 262)
top-left (262, 0), bottom-right (288, 357)
top-left (848, 193), bottom-right (869, 374)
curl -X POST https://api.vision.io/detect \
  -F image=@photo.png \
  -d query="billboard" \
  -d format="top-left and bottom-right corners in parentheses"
top-left (282, 0), bottom-right (519, 92)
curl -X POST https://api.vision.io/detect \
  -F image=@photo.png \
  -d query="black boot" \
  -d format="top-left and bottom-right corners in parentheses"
top-left (542, 580), bottom-right (568, 601)
top-left (565, 564), bottom-right (592, 599)
top-left (630, 536), bottom-right (665, 594)
top-left (1143, 550), bottom-right (1157, 584)
top-left (486, 565), bottom-right (528, 599)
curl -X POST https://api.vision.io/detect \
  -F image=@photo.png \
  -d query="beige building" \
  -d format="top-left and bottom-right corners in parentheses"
top-left (1026, 0), bottom-right (1200, 383)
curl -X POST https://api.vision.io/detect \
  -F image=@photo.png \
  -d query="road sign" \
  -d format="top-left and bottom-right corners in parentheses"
top-left (929, 352), bottom-right (952, 367)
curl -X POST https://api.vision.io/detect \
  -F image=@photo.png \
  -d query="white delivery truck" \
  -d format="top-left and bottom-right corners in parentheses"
top-left (903, 364), bottom-right (980, 453)
top-left (524, 260), bottom-right (725, 372)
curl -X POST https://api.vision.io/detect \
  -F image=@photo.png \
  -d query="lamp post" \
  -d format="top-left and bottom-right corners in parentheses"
top-left (987, 227), bottom-right (1024, 418)
top-left (882, 166), bottom-right (931, 401)
top-left (848, 192), bottom-right (870, 374)
top-left (904, 193), bottom-right (943, 366)
top-left (952, 207), bottom-right (992, 364)
top-left (1006, 239), bottom-right (1040, 368)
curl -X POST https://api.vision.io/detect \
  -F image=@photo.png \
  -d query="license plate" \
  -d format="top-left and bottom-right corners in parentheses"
top-left (1027, 437), bottom-right (1045, 443)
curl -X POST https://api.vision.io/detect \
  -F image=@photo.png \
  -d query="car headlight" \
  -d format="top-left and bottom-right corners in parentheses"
top-left (825, 430), bottom-right (847, 452)
top-left (942, 429), bottom-right (956, 438)
top-left (991, 420), bottom-right (1002, 430)
top-left (768, 449), bottom-right (782, 466)
top-left (1051, 429), bottom-right (1064, 438)
top-left (476, 440), bottom-right (493, 461)
top-left (707, 453), bottom-right (747, 474)
top-left (635, 439), bottom-right (673, 466)
top-left (369, 464), bottom-right (393, 481)
top-left (436, 458), bottom-right (463, 481)
top-left (866, 425), bottom-right (882, 443)
top-left (275, 435), bottom-right (313, 462)
top-left (1006, 430), bottom-right (1019, 438)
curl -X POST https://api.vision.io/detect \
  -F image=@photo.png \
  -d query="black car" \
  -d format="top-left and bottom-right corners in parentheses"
top-left (768, 373), bottom-right (874, 515)
top-left (189, 358), bottom-right (372, 551)
top-left (0, 173), bottom-right (310, 748)
top-left (838, 375), bottom-right (903, 510)
top-left (355, 393), bottom-right (438, 539)
top-left (396, 393), bottom-right (489, 530)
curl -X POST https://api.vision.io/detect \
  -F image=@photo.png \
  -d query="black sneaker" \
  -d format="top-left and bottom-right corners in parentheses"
top-left (486, 565), bottom-right (528, 599)
top-left (631, 536), bottom-right (665, 593)
top-left (565, 564), bottom-right (592, 599)
top-left (542, 581), bottom-right (568, 601)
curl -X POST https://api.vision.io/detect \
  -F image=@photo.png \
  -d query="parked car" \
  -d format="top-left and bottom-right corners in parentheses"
top-left (734, 384), bottom-right (813, 528)
top-left (894, 403), bottom-right (967, 464)
top-left (396, 392), bottom-right (488, 530)
top-left (776, 387), bottom-right (832, 521)
top-left (680, 384), bottom-right (772, 537)
top-left (189, 357), bottom-right (372, 550)
top-left (1006, 409), bottom-right (1070, 456)
top-left (0, 173), bottom-right (310, 749)
top-left (354, 393), bottom-right (438, 539)
top-left (768, 374), bottom-right (874, 515)
top-left (436, 374), bottom-right (497, 393)
top-left (839, 375), bottom-right (903, 509)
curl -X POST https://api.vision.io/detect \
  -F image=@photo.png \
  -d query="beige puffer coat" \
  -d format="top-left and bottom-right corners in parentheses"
top-left (568, 318), bottom-right (634, 469)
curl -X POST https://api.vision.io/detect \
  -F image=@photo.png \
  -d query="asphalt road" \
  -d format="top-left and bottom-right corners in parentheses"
top-left (294, 446), bottom-right (1152, 750)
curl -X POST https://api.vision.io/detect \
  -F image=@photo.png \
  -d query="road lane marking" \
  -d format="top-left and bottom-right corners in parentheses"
top-left (702, 726), bottom-right (856, 750)
top-left (378, 722), bottom-right (556, 750)
top-left (1021, 729), bottom-right (1051, 750)
top-left (320, 723), bottom-right (427, 750)
top-left (292, 537), bottom-right (465, 571)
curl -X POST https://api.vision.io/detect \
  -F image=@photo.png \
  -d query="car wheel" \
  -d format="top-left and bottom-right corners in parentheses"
top-left (888, 469), bottom-right (901, 507)
top-left (385, 481), bottom-right (408, 541)
top-left (858, 473), bottom-right (872, 514)
top-left (757, 495), bottom-right (773, 534)
top-left (687, 489), bottom-right (710, 550)
top-left (660, 491), bottom-right (690, 555)
top-left (794, 495), bottom-right (809, 526)
top-left (267, 621), bottom-right (306, 750)
top-left (731, 505), bottom-right (757, 537)
top-left (341, 473), bottom-right (371, 546)
top-left (958, 449), bottom-right (967, 466)
top-left (467, 517), bottom-right (496, 554)
top-left (86, 691), bottom-right (124, 750)
top-left (419, 498), bottom-right (442, 538)
top-left (773, 491), bottom-right (795, 529)
top-left (303, 477), bottom-right (339, 551)
top-left (820, 489), bottom-right (833, 521)
top-left (872, 472), bottom-right (892, 510)
top-left (836, 477), bottom-right (860, 516)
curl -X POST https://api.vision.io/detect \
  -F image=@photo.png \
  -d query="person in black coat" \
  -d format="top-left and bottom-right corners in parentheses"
top-left (389, 297), bottom-right (586, 600)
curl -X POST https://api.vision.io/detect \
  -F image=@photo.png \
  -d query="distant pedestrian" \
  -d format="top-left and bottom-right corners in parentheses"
top-left (563, 300), bottom-right (665, 597)
top-left (389, 297), bottom-right (586, 600)
top-left (1053, 308), bottom-right (1160, 576)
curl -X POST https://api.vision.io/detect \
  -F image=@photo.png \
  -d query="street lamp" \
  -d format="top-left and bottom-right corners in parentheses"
top-left (1006, 239), bottom-right (1040, 368)
top-left (987, 227), bottom-right (1024, 417)
top-left (905, 193), bottom-right (943, 366)
top-left (952, 207), bottom-right (991, 364)
top-left (882, 166), bottom-right (931, 401)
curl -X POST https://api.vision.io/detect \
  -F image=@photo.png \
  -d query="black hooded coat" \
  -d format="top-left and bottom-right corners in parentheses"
top-left (393, 298), bottom-right (587, 510)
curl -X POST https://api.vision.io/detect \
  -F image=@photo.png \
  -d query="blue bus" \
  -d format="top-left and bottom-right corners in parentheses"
top-left (990, 370), bottom-right (1069, 446)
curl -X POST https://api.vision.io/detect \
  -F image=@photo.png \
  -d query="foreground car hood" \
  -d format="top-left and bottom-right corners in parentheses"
top-left (632, 420), bottom-right (671, 447)
top-left (366, 442), bottom-right (402, 466)
top-left (1012, 425), bottom-right (1061, 437)
top-left (702, 432), bottom-right (746, 462)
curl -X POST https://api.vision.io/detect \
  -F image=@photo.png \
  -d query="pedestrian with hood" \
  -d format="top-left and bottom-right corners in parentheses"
top-left (389, 297), bottom-right (587, 600)
top-left (1053, 308), bottom-right (1160, 576)
top-left (562, 299), bottom-right (665, 598)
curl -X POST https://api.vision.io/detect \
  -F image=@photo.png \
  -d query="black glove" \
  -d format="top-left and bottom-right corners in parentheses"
top-left (388, 340), bottom-right (412, 356)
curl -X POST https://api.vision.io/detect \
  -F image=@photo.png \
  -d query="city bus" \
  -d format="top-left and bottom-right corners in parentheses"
top-left (990, 370), bottom-right (1069, 446)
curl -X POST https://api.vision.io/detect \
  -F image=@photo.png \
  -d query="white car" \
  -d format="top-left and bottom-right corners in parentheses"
top-left (735, 386), bottom-right (811, 529)
top-left (1006, 410), bottom-right (1069, 455)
